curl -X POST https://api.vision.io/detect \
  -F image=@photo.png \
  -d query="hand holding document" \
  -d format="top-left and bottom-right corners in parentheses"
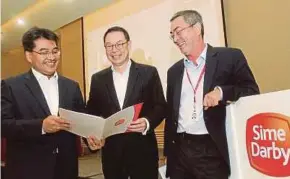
top-left (58, 103), bottom-right (143, 139)
top-left (87, 136), bottom-right (105, 150)
top-left (127, 117), bottom-right (148, 133)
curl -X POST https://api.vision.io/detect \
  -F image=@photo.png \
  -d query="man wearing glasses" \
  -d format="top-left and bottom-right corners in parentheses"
top-left (165, 10), bottom-right (259, 179)
top-left (86, 26), bottom-right (166, 179)
top-left (1, 27), bottom-right (86, 179)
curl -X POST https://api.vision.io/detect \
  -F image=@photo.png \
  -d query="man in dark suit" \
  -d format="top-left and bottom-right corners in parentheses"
top-left (86, 26), bottom-right (166, 179)
top-left (1, 27), bottom-right (85, 179)
top-left (165, 10), bottom-right (260, 179)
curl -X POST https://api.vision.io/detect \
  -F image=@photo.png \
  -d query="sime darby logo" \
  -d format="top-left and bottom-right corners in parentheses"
top-left (246, 113), bottom-right (290, 177)
top-left (114, 118), bottom-right (125, 126)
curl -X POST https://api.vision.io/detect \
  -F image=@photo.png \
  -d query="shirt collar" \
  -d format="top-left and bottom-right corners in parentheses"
top-left (31, 68), bottom-right (58, 81)
top-left (111, 59), bottom-right (132, 75)
top-left (184, 43), bottom-right (208, 67)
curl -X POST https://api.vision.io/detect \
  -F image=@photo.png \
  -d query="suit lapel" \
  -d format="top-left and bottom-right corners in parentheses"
top-left (123, 61), bottom-right (138, 108)
top-left (173, 60), bottom-right (185, 113)
top-left (204, 45), bottom-right (218, 95)
top-left (58, 76), bottom-right (67, 109)
top-left (24, 70), bottom-right (50, 115)
top-left (104, 68), bottom-right (121, 110)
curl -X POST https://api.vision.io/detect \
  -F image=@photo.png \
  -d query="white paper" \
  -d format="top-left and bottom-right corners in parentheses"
top-left (102, 105), bottom-right (135, 138)
top-left (59, 104), bottom-right (136, 139)
top-left (59, 108), bottom-right (104, 138)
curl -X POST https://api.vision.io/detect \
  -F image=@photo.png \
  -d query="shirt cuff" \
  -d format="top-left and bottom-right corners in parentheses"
top-left (42, 128), bottom-right (46, 135)
top-left (215, 86), bottom-right (223, 101)
top-left (142, 118), bottom-right (150, 135)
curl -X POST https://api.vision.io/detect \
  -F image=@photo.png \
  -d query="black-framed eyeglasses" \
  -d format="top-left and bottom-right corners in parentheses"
top-left (170, 24), bottom-right (194, 40)
top-left (32, 49), bottom-right (60, 58)
top-left (104, 41), bottom-right (128, 51)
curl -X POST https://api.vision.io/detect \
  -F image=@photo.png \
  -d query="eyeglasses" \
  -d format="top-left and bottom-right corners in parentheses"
top-left (170, 24), bottom-right (194, 40)
top-left (104, 41), bottom-right (128, 51)
top-left (32, 49), bottom-right (60, 58)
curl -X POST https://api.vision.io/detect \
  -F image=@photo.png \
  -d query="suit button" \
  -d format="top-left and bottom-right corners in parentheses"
top-left (174, 122), bottom-right (177, 125)
top-left (172, 140), bottom-right (175, 144)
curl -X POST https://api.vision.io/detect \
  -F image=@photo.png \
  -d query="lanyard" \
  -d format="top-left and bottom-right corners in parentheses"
top-left (185, 65), bottom-right (206, 119)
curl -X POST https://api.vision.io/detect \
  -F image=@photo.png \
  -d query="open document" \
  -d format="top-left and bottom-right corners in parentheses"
top-left (59, 103), bottom-right (143, 139)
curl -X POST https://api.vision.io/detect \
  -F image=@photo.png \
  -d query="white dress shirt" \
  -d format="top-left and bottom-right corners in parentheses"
top-left (32, 68), bottom-right (59, 135)
top-left (112, 60), bottom-right (131, 109)
top-left (177, 45), bottom-right (209, 134)
top-left (111, 60), bottom-right (149, 134)
top-left (32, 68), bottom-right (59, 116)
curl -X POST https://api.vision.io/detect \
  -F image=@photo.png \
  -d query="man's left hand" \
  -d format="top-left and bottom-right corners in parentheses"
top-left (203, 87), bottom-right (222, 110)
top-left (127, 118), bottom-right (147, 133)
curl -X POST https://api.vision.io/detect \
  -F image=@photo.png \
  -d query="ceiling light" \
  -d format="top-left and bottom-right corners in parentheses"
top-left (17, 18), bottom-right (25, 25)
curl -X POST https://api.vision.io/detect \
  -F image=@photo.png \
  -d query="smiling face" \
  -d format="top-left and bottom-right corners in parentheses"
top-left (104, 31), bottom-right (131, 67)
top-left (25, 38), bottom-right (60, 77)
top-left (170, 16), bottom-right (203, 56)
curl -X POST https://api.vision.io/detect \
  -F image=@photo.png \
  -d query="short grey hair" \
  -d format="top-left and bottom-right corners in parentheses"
top-left (170, 10), bottom-right (204, 38)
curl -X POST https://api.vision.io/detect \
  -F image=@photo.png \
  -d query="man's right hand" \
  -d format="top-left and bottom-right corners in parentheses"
top-left (42, 115), bottom-right (71, 133)
top-left (87, 136), bottom-right (105, 151)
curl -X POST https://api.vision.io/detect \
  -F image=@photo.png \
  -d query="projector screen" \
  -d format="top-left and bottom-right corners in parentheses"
top-left (84, 0), bottom-right (226, 97)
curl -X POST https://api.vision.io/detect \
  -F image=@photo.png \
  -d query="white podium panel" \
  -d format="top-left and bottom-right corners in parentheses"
top-left (226, 90), bottom-right (290, 179)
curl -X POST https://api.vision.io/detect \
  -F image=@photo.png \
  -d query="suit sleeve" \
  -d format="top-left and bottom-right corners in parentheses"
top-left (164, 70), bottom-right (172, 156)
top-left (144, 68), bottom-right (166, 132)
top-left (1, 80), bottom-right (43, 139)
top-left (219, 49), bottom-right (260, 103)
top-left (72, 83), bottom-right (85, 113)
top-left (86, 75), bottom-right (101, 116)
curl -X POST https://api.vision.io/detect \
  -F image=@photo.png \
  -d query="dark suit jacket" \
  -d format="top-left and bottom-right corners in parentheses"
top-left (86, 60), bottom-right (166, 165)
top-left (1, 70), bottom-right (85, 179)
top-left (165, 45), bottom-right (259, 176)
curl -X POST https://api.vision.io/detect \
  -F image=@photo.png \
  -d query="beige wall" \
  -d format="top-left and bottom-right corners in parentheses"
top-left (84, 0), bottom-right (164, 32)
top-left (223, 0), bottom-right (290, 93)
top-left (58, 19), bottom-right (85, 96)
top-left (1, 48), bottom-right (30, 79)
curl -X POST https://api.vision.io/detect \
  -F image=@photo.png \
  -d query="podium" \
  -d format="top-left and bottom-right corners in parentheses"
top-left (226, 90), bottom-right (290, 179)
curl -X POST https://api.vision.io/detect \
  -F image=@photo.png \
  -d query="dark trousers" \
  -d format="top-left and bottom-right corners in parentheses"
top-left (1, 166), bottom-right (5, 179)
top-left (102, 134), bottom-right (159, 179)
top-left (171, 133), bottom-right (229, 179)
top-left (53, 152), bottom-right (78, 179)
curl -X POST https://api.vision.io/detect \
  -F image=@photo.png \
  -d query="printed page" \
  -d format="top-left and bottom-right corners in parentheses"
top-left (102, 105), bottom-right (135, 138)
top-left (59, 108), bottom-right (105, 139)
top-left (102, 103), bottom-right (143, 138)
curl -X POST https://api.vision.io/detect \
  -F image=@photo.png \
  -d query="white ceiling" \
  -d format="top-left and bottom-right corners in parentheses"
top-left (1, 0), bottom-right (39, 24)
top-left (1, 0), bottom-right (114, 52)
